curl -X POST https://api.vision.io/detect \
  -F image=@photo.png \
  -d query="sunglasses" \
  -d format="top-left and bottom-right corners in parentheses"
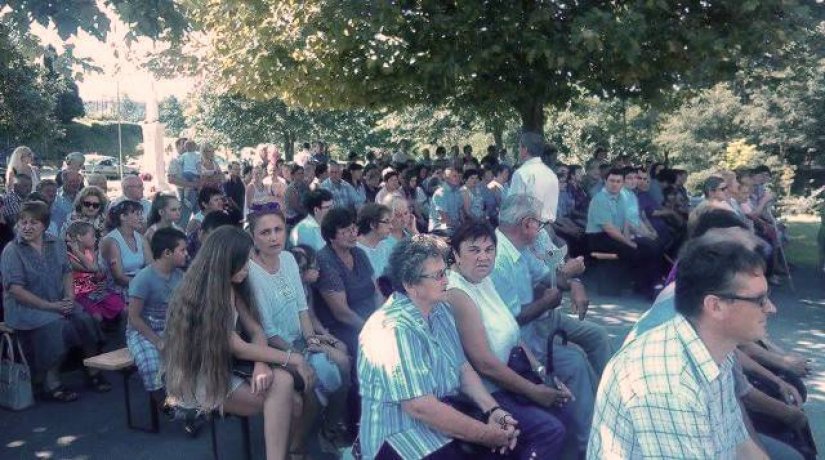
top-left (82, 201), bottom-right (101, 209)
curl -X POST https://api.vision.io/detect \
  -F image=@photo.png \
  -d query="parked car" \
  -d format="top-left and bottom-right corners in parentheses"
top-left (84, 155), bottom-right (139, 180)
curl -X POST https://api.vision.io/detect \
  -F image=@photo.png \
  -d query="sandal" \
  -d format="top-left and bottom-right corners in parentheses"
top-left (44, 385), bottom-right (79, 403)
top-left (88, 373), bottom-right (112, 393)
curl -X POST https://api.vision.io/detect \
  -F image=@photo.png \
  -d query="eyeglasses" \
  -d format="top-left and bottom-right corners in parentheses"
top-left (717, 186), bottom-right (728, 191)
top-left (378, 219), bottom-right (391, 224)
top-left (82, 201), bottom-right (101, 209)
top-left (336, 225), bottom-right (358, 235)
top-left (419, 268), bottom-right (447, 281)
top-left (525, 217), bottom-right (550, 229)
top-left (715, 291), bottom-right (772, 309)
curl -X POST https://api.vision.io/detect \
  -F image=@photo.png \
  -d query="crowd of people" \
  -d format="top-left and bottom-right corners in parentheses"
top-left (0, 133), bottom-right (816, 459)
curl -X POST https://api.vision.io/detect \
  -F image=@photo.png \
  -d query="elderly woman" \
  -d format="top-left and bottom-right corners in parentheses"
top-left (446, 221), bottom-right (570, 458)
top-left (315, 208), bottom-right (377, 354)
top-left (385, 196), bottom-right (418, 244)
top-left (357, 235), bottom-right (519, 459)
top-left (60, 185), bottom-right (109, 239)
top-left (356, 203), bottom-right (396, 280)
top-left (1, 201), bottom-right (106, 402)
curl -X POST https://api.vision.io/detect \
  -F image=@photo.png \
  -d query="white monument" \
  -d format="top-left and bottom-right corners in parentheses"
top-left (141, 83), bottom-right (171, 192)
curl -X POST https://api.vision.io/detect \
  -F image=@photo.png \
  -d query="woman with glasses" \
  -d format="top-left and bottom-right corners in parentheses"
top-left (315, 207), bottom-right (377, 355)
top-left (357, 235), bottom-right (519, 459)
top-left (61, 186), bottom-right (109, 240)
top-left (356, 203), bottom-right (396, 281)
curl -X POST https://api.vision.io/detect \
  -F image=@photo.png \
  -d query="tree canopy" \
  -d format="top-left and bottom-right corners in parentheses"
top-left (192, 0), bottom-right (818, 133)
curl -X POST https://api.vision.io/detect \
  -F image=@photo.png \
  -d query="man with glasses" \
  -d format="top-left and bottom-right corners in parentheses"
top-left (688, 175), bottom-right (738, 235)
top-left (586, 168), bottom-right (662, 298)
top-left (289, 188), bottom-right (333, 251)
top-left (588, 236), bottom-right (774, 459)
top-left (491, 193), bottom-right (604, 455)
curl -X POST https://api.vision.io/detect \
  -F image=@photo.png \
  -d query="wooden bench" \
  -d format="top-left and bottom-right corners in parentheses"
top-left (84, 348), bottom-right (252, 460)
top-left (589, 252), bottom-right (629, 296)
top-left (84, 348), bottom-right (159, 433)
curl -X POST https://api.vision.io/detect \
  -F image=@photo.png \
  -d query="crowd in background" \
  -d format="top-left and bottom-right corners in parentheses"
top-left (0, 132), bottom-right (815, 459)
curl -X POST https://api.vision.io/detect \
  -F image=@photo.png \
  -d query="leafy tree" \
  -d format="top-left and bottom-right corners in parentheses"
top-left (159, 96), bottom-right (186, 137)
top-left (190, 1), bottom-right (815, 134)
top-left (190, 82), bottom-right (389, 159)
top-left (119, 95), bottom-right (145, 123)
top-left (53, 79), bottom-right (85, 124)
top-left (0, 22), bottom-right (60, 149)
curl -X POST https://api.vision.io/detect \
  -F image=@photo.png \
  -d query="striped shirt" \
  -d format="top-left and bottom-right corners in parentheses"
top-left (321, 178), bottom-right (361, 210)
top-left (587, 315), bottom-right (748, 459)
top-left (357, 293), bottom-right (467, 459)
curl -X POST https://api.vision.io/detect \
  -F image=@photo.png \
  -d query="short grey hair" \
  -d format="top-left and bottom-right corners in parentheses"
top-left (499, 193), bottom-right (542, 226)
top-left (387, 234), bottom-right (447, 293)
top-left (519, 132), bottom-right (544, 158)
top-left (65, 151), bottom-right (85, 166)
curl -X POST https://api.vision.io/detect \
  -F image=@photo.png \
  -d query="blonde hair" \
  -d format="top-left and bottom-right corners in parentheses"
top-left (6, 146), bottom-right (33, 186)
top-left (163, 226), bottom-right (257, 410)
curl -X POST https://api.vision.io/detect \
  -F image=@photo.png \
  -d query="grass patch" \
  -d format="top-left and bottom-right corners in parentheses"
top-left (784, 215), bottom-right (821, 270)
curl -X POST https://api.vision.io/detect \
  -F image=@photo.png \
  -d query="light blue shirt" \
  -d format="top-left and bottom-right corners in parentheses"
top-left (586, 188), bottom-right (625, 234)
top-left (289, 215), bottom-right (325, 251)
top-left (321, 178), bottom-right (360, 210)
top-left (428, 184), bottom-right (462, 232)
top-left (490, 229), bottom-right (535, 317)
top-left (620, 188), bottom-right (641, 227)
top-left (357, 293), bottom-right (467, 459)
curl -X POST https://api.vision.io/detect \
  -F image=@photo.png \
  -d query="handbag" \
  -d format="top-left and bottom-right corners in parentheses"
top-left (0, 332), bottom-right (34, 410)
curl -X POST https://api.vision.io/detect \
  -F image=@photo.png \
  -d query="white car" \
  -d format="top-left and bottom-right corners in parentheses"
top-left (84, 155), bottom-right (139, 179)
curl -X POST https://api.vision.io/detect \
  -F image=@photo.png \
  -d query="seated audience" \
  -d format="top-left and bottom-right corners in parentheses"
top-left (99, 200), bottom-right (152, 298)
top-left (111, 175), bottom-right (152, 229)
top-left (356, 203), bottom-right (396, 280)
top-left (61, 185), bottom-right (108, 240)
top-left (491, 194), bottom-right (601, 453)
top-left (223, 160), bottom-right (246, 213)
top-left (284, 164), bottom-right (309, 225)
top-left (446, 222), bottom-right (570, 457)
top-left (144, 193), bottom-right (183, 245)
top-left (66, 221), bottom-right (125, 323)
top-left (460, 168), bottom-right (485, 222)
top-left (289, 188), bottom-right (333, 251)
top-left (588, 237), bottom-right (772, 458)
top-left (322, 161), bottom-right (361, 211)
top-left (186, 209), bottom-right (239, 261)
top-left (1, 201), bottom-right (106, 402)
top-left (246, 206), bottom-right (349, 456)
top-left (386, 196), bottom-right (418, 244)
top-left (374, 169), bottom-right (404, 205)
top-left (357, 235), bottom-right (519, 459)
top-left (125, 227), bottom-right (187, 406)
top-left (586, 168), bottom-right (662, 297)
top-left (428, 166), bottom-right (463, 234)
top-left (163, 226), bottom-right (300, 460)
top-left (2, 173), bottom-right (33, 226)
top-left (186, 186), bottom-right (226, 235)
top-left (314, 207), bottom-right (377, 354)
top-left (85, 173), bottom-right (108, 194)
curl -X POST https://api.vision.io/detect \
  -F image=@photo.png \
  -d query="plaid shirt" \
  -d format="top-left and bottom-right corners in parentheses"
top-left (321, 178), bottom-right (360, 210)
top-left (587, 314), bottom-right (748, 459)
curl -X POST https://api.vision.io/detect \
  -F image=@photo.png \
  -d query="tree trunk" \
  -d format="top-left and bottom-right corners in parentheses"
top-left (517, 100), bottom-right (545, 136)
top-left (283, 131), bottom-right (295, 161)
top-left (492, 120), bottom-right (504, 148)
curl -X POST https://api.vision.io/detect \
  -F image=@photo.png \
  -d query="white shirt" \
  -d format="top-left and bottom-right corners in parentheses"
top-left (248, 252), bottom-right (307, 342)
top-left (357, 238), bottom-right (397, 280)
top-left (508, 156), bottom-right (559, 222)
top-left (447, 270), bottom-right (520, 393)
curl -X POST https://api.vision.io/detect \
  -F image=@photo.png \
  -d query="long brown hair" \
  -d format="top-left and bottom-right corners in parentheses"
top-left (162, 225), bottom-right (258, 410)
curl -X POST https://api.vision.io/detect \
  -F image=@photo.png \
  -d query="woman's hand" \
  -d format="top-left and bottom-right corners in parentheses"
top-left (483, 409), bottom-right (520, 453)
top-left (529, 379), bottom-right (574, 409)
top-left (250, 362), bottom-right (273, 395)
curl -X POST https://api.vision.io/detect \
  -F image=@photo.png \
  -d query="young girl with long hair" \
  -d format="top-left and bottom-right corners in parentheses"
top-left (163, 226), bottom-right (310, 460)
top-left (144, 193), bottom-right (183, 245)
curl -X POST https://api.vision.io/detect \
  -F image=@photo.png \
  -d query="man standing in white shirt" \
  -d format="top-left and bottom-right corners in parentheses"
top-left (508, 132), bottom-right (559, 223)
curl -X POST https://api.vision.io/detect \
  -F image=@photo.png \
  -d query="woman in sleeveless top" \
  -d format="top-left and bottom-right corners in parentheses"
top-left (6, 145), bottom-right (40, 189)
top-left (246, 164), bottom-right (280, 217)
top-left (199, 143), bottom-right (225, 189)
top-left (163, 226), bottom-right (305, 460)
top-left (100, 201), bottom-right (151, 297)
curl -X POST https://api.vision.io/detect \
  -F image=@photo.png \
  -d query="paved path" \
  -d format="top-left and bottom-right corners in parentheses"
top-left (1, 268), bottom-right (822, 459)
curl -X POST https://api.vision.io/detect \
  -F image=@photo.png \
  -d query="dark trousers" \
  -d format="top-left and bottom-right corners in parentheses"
top-left (588, 232), bottom-right (662, 295)
top-left (492, 389), bottom-right (568, 459)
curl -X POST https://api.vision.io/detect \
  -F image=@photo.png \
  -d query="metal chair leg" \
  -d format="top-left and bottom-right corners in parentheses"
top-left (240, 416), bottom-right (252, 460)
top-left (210, 416), bottom-right (219, 460)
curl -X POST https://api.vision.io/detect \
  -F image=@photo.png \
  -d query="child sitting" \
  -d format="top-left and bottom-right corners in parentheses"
top-left (66, 221), bottom-right (126, 323)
